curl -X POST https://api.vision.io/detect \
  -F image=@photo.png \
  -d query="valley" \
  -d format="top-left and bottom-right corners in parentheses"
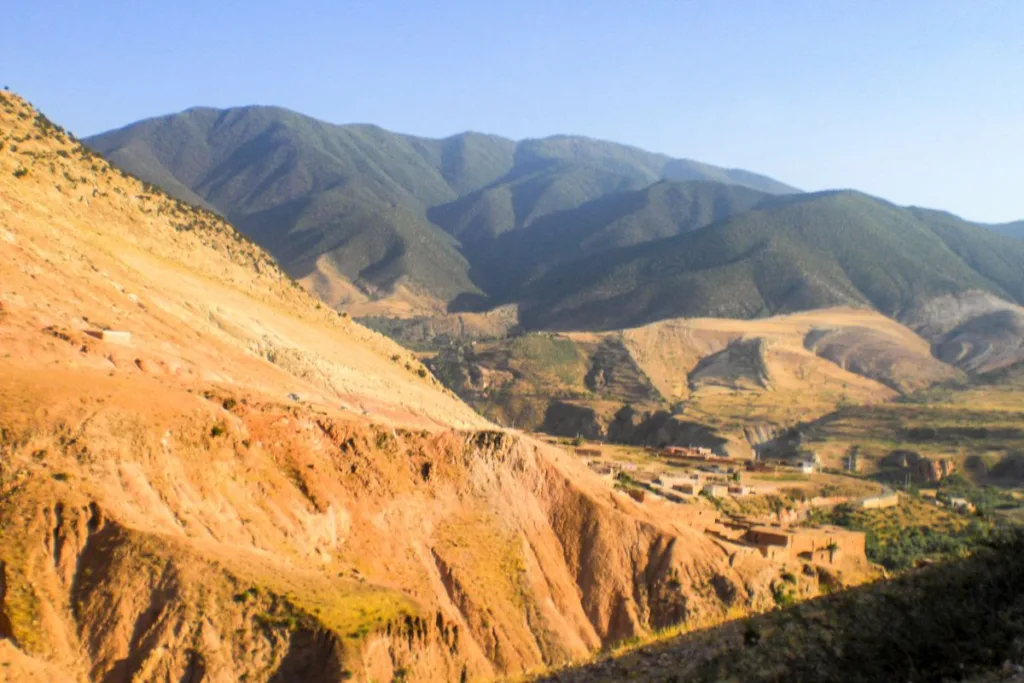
top-left (0, 91), bottom-right (890, 683)
top-left (3, 85), bottom-right (1024, 683)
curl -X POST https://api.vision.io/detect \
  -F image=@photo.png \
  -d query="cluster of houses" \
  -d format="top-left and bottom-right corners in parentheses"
top-left (576, 444), bottom-right (870, 569)
top-left (860, 492), bottom-right (900, 509)
top-left (658, 472), bottom-right (752, 498)
top-left (661, 445), bottom-right (819, 475)
top-left (663, 445), bottom-right (715, 459)
top-left (579, 439), bottom-right (834, 509)
top-left (720, 520), bottom-right (866, 564)
top-left (918, 489), bottom-right (977, 513)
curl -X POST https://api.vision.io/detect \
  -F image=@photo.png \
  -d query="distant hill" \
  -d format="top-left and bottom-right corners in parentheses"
top-left (518, 191), bottom-right (1024, 331)
top-left (428, 135), bottom-right (793, 249)
top-left (86, 109), bottom-right (798, 309)
top-left (426, 308), bottom-right (963, 455)
top-left (459, 179), bottom-right (772, 299)
top-left (988, 219), bottom-right (1024, 241)
top-left (86, 106), bottom-right (511, 307)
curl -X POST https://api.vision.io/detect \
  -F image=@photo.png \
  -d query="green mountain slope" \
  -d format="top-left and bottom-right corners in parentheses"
top-left (462, 179), bottom-right (772, 299)
top-left (86, 106), bottom-right (515, 304)
top-left (988, 220), bottom-right (1024, 241)
top-left (86, 109), bottom-right (797, 308)
top-left (518, 191), bottom-right (1024, 331)
top-left (428, 136), bottom-right (794, 261)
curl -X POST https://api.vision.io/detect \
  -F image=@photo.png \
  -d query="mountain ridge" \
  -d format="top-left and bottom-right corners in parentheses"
top-left (86, 105), bottom-right (1024, 336)
top-left (517, 189), bottom-right (1024, 331)
top-left (85, 106), bottom-right (798, 310)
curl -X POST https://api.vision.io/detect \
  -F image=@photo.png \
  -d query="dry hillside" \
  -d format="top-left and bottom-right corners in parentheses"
top-left (0, 92), bottom-right (827, 682)
top-left (433, 308), bottom-right (964, 457)
top-left (623, 309), bottom-right (963, 438)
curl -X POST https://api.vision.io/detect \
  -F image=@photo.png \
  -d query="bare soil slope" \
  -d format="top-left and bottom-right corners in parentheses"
top-left (622, 309), bottom-right (963, 449)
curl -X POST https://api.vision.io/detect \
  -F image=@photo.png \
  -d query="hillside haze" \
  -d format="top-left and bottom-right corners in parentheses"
top-left (85, 107), bottom-right (798, 313)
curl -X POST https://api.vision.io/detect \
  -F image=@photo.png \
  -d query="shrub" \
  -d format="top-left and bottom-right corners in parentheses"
top-left (13, 167), bottom-right (28, 178)
top-left (771, 582), bottom-right (797, 608)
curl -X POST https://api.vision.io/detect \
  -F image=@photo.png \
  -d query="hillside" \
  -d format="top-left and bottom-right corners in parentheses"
top-left (428, 308), bottom-right (963, 457)
top-left (989, 219), bottom-right (1024, 241)
top-left (903, 291), bottom-right (1024, 375)
top-left (85, 109), bottom-right (796, 312)
top-left (85, 106), bottom-right (498, 310)
top-left (1, 92), bottom-right (820, 682)
top-left (519, 191), bottom-right (1024, 331)
top-left (452, 179), bottom-right (773, 300)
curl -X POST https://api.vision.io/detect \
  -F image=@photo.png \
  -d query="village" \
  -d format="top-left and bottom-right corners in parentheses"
top-left (569, 441), bottom-right (893, 571)
top-left (577, 443), bottom-right (848, 502)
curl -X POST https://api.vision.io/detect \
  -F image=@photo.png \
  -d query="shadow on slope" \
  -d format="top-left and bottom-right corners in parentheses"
top-left (539, 527), bottom-right (1024, 682)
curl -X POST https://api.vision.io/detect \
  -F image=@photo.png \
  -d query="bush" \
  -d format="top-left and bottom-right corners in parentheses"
top-left (771, 582), bottom-right (797, 608)
top-left (13, 167), bottom-right (28, 178)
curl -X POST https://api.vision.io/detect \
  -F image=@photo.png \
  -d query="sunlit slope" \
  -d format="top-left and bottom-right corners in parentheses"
top-left (1, 92), bottom-right (795, 683)
top-left (430, 307), bottom-right (962, 450)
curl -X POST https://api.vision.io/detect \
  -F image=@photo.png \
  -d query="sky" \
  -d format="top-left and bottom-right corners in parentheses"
top-left (3, 0), bottom-right (1022, 222)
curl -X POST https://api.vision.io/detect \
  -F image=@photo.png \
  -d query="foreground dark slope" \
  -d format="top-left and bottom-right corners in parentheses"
top-left (86, 109), bottom-right (796, 308)
top-left (541, 528), bottom-right (1024, 683)
top-left (519, 191), bottom-right (1024, 331)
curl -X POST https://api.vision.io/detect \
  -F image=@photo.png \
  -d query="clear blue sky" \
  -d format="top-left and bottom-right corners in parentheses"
top-left (4, 1), bottom-right (1022, 222)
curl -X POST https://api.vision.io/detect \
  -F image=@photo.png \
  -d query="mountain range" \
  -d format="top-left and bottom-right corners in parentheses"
top-left (84, 107), bottom-right (797, 313)
top-left (518, 191), bottom-right (1024, 330)
top-left (86, 107), bottom-right (1024, 333)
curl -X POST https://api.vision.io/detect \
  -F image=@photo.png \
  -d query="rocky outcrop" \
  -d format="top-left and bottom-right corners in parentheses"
top-left (0, 561), bottom-right (14, 644)
top-left (541, 401), bottom-right (730, 452)
top-left (916, 458), bottom-right (956, 483)
top-left (540, 401), bottom-right (612, 440)
top-left (881, 450), bottom-right (956, 483)
top-left (903, 291), bottom-right (1024, 374)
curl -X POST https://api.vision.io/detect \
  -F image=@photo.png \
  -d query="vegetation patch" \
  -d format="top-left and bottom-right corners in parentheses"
top-left (806, 496), bottom-right (998, 571)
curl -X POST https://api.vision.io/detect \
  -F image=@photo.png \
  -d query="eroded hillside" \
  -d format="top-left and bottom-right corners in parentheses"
top-left (0, 92), bottom-right (822, 682)
top-left (429, 308), bottom-right (964, 456)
